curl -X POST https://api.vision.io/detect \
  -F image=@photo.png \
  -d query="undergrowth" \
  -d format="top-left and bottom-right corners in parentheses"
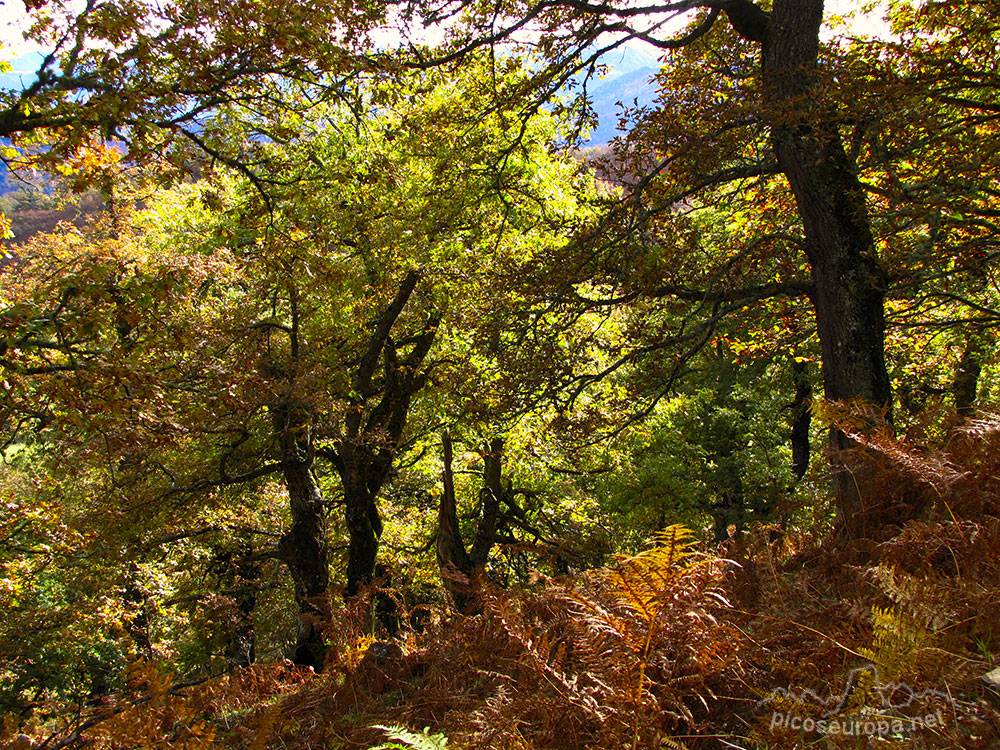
top-left (4, 413), bottom-right (1000, 749)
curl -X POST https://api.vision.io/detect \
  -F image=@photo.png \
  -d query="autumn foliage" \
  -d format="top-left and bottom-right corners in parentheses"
top-left (4, 413), bottom-right (1000, 749)
top-left (3, 0), bottom-right (1000, 747)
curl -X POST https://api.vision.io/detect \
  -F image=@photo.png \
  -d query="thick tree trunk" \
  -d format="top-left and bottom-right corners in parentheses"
top-left (343, 478), bottom-right (381, 597)
top-left (338, 424), bottom-right (387, 598)
top-left (763, 0), bottom-right (893, 537)
top-left (273, 405), bottom-right (330, 668)
top-left (282, 459), bottom-right (330, 667)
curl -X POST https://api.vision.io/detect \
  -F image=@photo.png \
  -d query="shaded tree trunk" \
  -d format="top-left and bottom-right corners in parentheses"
top-left (762, 0), bottom-right (893, 537)
top-left (338, 384), bottom-right (415, 598)
top-left (436, 430), bottom-right (475, 611)
top-left (790, 357), bottom-right (812, 481)
top-left (329, 271), bottom-right (440, 598)
top-left (470, 437), bottom-right (505, 567)
top-left (954, 338), bottom-right (982, 418)
top-left (215, 545), bottom-right (259, 669)
top-left (225, 570), bottom-right (258, 669)
top-left (341, 455), bottom-right (383, 598)
top-left (436, 433), bottom-right (510, 612)
top-left (273, 404), bottom-right (330, 669)
top-left (712, 488), bottom-right (744, 544)
top-left (122, 568), bottom-right (153, 660)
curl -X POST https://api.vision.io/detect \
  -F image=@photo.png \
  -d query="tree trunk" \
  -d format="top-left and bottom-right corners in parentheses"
top-left (712, 490), bottom-right (743, 543)
top-left (954, 338), bottom-right (982, 418)
top-left (436, 431), bottom-right (475, 611)
top-left (214, 544), bottom-right (259, 669)
top-left (789, 357), bottom-right (812, 481)
top-left (122, 569), bottom-right (153, 660)
top-left (435, 433), bottom-right (510, 612)
top-left (343, 477), bottom-right (381, 597)
top-left (226, 568), bottom-right (257, 669)
top-left (274, 405), bottom-right (330, 668)
top-left (763, 0), bottom-right (893, 537)
top-left (282, 459), bottom-right (330, 667)
top-left (470, 437), bottom-right (504, 568)
top-left (338, 422), bottom-right (386, 598)
top-left (333, 273), bottom-right (438, 598)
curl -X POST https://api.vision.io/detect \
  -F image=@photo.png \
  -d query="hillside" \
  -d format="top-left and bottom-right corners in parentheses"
top-left (584, 45), bottom-right (661, 144)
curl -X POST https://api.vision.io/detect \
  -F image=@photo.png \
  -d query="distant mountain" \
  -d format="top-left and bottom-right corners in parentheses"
top-left (1, 54), bottom-right (43, 194)
top-left (585, 45), bottom-right (662, 145)
top-left (0, 45), bottom-right (655, 198)
top-left (597, 44), bottom-right (663, 79)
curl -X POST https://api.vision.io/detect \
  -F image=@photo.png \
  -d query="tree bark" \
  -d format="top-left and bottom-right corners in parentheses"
top-left (435, 434), bottom-right (511, 611)
top-left (437, 431), bottom-right (471, 571)
top-left (273, 404), bottom-right (330, 668)
top-left (122, 568), bottom-right (153, 660)
top-left (211, 543), bottom-right (259, 669)
top-left (762, 0), bottom-right (893, 537)
top-left (341, 457), bottom-right (382, 597)
top-left (332, 272), bottom-right (439, 596)
top-left (954, 338), bottom-right (982, 418)
top-left (226, 571), bottom-right (257, 669)
top-left (436, 431), bottom-right (476, 611)
top-left (470, 437), bottom-right (504, 568)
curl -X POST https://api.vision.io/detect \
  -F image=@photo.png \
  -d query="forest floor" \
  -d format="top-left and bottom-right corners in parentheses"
top-left (4, 419), bottom-right (1000, 750)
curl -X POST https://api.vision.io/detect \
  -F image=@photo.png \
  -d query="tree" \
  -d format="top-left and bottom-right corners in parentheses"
top-left (862, 0), bottom-right (1000, 422)
top-left (385, 0), bottom-right (1000, 535)
top-left (1, 59), bottom-right (593, 664)
top-left (0, 0), bottom-right (380, 161)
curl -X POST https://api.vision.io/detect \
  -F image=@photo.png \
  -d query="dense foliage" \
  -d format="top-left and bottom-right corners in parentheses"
top-left (1, 0), bottom-right (999, 748)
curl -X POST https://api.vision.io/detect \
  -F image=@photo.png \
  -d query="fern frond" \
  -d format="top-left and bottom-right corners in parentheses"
top-left (370, 724), bottom-right (449, 750)
top-left (868, 564), bottom-right (965, 631)
top-left (608, 524), bottom-right (698, 622)
top-left (859, 604), bottom-right (936, 681)
top-left (648, 524), bottom-right (699, 565)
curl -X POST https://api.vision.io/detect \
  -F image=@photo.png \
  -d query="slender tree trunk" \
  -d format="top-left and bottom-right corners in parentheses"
top-left (437, 431), bottom-right (470, 571)
top-left (763, 0), bottom-right (893, 537)
top-left (221, 548), bottom-right (259, 669)
top-left (335, 272), bottom-right (435, 596)
top-left (790, 357), bottom-right (812, 481)
top-left (435, 434), bottom-right (512, 611)
top-left (470, 437), bottom-right (504, 567)
top-left (712, 491), bottom-right (739, 543)
top-left (122, 569), bottom-right (153, 660)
